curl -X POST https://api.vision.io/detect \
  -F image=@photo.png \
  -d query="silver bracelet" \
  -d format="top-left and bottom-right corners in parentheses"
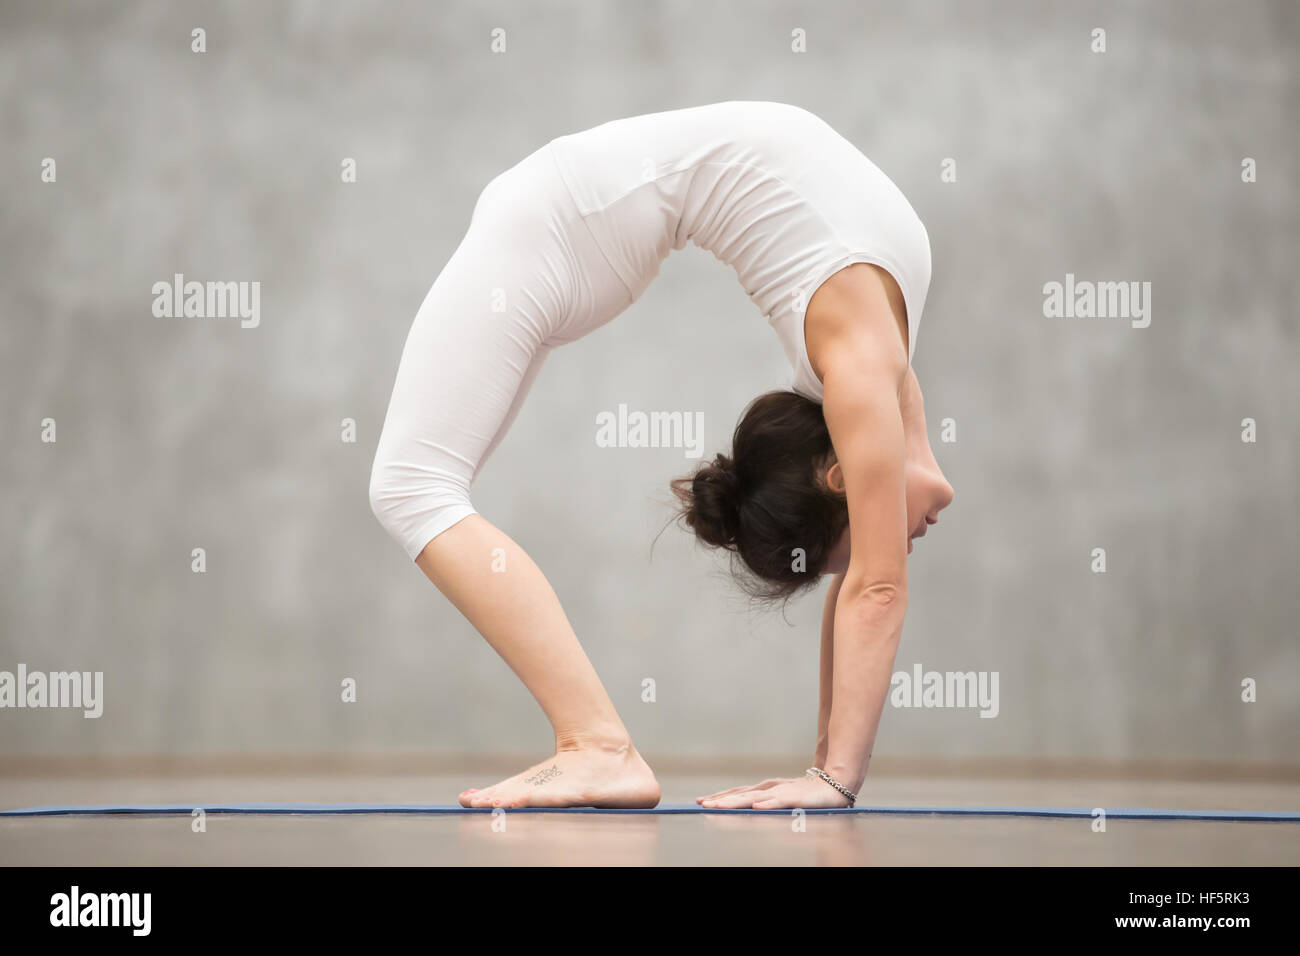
top-left (805, 767), bottom-right (857, 807)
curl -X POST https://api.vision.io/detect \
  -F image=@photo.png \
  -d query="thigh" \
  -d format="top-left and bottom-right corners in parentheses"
top-left (474, 341), bottom-right (553, 479)
top-left (373, 217), bottom-right (566, 514)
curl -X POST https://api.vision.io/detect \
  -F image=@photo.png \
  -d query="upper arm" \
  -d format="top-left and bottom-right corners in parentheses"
top-left (811, 270), bottom-right (911, 605)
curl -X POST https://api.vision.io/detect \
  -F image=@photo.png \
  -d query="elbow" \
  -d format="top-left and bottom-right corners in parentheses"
top-left (841, 576), bottom-right (909, 622)
top-left (854, 580), bottom-right (906, 607)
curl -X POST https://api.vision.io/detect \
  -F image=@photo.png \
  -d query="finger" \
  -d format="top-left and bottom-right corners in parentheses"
top-left (699, 787), bottom-right (746, 800)
top-left (703, 792), bottom-right (761, 809)
top-left (752, 793), bottom-right (802, 810)
top-left (698, 783), bottom-right (760, 801)
top-left (700, 778), bottom-right (790, 801)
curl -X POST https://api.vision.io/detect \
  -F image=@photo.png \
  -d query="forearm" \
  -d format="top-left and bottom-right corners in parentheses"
top-left (813, 298), bottom-right (913, 793)
top-left (813, 574), bottom-right (844, 765)
top-left (821, 586), bottom-right (906, 791)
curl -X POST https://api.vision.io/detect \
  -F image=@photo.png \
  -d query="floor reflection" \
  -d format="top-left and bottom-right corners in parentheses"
top-left (455, 813), bottom-right (662, 865)
top-left (451, 810), bottom-right (870, 865)
top-left (693, 811), bottom-right (870, 865)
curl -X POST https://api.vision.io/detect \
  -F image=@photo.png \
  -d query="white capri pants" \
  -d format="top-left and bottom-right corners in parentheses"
top-left (369, 143), bottom-right (632, 560)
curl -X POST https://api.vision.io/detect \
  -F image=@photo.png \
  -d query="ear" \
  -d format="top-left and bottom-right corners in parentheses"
top-left (824, 458), bottom-right (846, 494)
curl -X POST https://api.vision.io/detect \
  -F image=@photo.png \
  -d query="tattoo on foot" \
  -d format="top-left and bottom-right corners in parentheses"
top-left (524, 765), bottom-right (562, 787)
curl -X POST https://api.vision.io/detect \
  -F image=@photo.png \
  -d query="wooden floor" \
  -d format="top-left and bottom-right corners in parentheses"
top-left (3, 773), bottom-right (1298, 866)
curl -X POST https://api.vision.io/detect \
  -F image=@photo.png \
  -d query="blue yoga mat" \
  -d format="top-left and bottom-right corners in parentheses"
top-left (2, 803), bottom-right (1297, 821)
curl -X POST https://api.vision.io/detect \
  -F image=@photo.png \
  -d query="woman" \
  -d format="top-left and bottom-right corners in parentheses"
top-left (369, 101), bottom-right (954, 810)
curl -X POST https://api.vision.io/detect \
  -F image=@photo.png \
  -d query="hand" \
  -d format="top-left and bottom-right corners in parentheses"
top-left (697, 773), bottom-right (851, 809)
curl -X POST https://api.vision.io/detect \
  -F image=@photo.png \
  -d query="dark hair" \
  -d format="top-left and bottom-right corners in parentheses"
top-left (671, 390), bottom-right (848, 602)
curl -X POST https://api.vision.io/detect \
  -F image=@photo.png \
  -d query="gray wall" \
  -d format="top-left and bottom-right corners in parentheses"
top-left (1, 0), bottom-right (1296, 764)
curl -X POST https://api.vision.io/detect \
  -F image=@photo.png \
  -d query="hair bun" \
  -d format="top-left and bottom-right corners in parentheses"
top-left (683, 453), bottom-right (743, 548)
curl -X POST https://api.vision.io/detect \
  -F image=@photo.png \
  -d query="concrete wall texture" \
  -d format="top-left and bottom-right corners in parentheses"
top-left (1, 0), bottom-right (1296, 763)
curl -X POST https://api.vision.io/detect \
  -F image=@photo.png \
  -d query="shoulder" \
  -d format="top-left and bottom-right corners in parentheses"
top-left (805, 263), bottom-right (910, 384)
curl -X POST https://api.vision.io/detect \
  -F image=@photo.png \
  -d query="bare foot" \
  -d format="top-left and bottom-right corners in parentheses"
top-left (458, 743), bottom-right (660, 809)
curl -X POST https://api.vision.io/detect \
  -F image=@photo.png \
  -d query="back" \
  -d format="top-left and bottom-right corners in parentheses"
top-left (547, 101), bottom-right (932, 390)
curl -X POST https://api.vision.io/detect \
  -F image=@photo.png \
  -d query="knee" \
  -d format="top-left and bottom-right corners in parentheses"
top-left (367, 458), bottom-right (396, 538)
top-left (367, 451), bottom-right (475, 558)
top-left (367, 460), bottom-right (390, 528)
top-left (367, 455), bottom-right (412, 538)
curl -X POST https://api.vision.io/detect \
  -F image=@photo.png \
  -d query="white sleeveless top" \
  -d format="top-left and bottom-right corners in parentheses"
top-left (547, 101), bottom-right (931, 402)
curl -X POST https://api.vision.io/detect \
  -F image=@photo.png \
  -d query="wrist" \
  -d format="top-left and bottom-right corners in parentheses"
top-left (820, 757), bottom-right (868, 793)
top-left (805, 766), bottom-right (859, 807)
top-left (813, 734), bottom-right (829, 768)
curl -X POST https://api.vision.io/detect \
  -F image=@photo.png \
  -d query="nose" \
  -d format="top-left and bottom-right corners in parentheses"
top-left (930, 478), bottom-right (954, 522)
